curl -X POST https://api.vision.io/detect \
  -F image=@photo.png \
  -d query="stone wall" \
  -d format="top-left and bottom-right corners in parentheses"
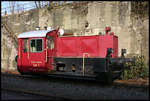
top-left (1, 1), bottom-right (149, 71)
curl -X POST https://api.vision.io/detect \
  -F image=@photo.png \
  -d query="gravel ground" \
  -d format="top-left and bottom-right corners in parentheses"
top-left (1, 74), bottom-right (149, 100)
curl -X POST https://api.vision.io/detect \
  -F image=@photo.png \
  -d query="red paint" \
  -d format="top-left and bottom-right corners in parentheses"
top-left (56, 34), bottom-right (118, 58)
top-left (17, 27), bottom-right (118, 73)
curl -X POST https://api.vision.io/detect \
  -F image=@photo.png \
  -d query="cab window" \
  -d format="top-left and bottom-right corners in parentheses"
top-left (30, 39), bottom-right (43, 52)
top-left (46, 36), bottom-right (54, 49)
top-left (23, 39), bottom-right (28, 53)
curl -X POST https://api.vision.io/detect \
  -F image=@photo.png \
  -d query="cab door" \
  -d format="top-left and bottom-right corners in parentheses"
top-left (46, 36), bottom-right (55, 71)
top-left (21, 38), bottom-right (30, 72)
top-left (29, 38), bottom-right (46, 72)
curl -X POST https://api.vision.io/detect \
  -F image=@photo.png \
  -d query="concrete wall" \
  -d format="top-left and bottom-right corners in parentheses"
top-left (130, 1), bottom-right (149, 62)
top-left (1, 26), bottom-right (17, 70)
top-left (87, 2), bottom-right (132, 56)
top-left (2, 9), bottom-right (39, 36)
top-left (1, 1), bottom-right (149, 71)
top-left (39, 3), bottom-right (88, 35)
top-left (1, 9), bottom-right (39, 71)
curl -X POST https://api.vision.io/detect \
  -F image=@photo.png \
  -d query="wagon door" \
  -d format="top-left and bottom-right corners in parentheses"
top-left (29, 38), bottom-right (46, 72)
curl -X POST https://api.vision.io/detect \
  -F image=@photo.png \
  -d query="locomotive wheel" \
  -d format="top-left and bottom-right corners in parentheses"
top-left (17, 68), bottom-right (26, 75)
top-left (18, 71), bottom-right (25, 75)
top-left (95, 73), bottom-right (113, 84)
top-left (18, 70), bottom-right (25, 75)
top-left (112, 71), bottom-right (123, 80)
top-left (106, 73), bottom-right (113, 84)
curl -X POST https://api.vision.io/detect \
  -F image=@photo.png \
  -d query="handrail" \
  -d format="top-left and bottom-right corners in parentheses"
top-left (27, 40), bottom-right (29, 59)
top-left (82, 53), bottom-right (90, 76)
top-left (19, 46), bottom-right (20, 59)
top-left (45, 48), bottom-right (47, 63)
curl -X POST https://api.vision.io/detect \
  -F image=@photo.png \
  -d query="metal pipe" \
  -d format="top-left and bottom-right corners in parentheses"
top-left (82, 53), bottom-right (90, 76)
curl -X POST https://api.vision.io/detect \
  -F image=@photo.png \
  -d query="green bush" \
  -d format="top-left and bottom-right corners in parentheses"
top-left (121, 55), bottom-right (149, 80)
top-left (47, 6), bottom-right (53, 11)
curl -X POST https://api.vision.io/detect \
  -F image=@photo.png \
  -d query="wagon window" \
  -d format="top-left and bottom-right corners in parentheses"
top-left (30, 39), bottom-right (43, 52)
top-left (23, 39), bottom-right (28, 53)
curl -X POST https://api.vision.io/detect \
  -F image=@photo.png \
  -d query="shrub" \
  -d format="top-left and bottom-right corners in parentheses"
top-left (121, 55), bottom-right (149, 80)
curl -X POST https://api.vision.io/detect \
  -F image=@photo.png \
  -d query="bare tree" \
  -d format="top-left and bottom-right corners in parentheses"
top-left (38, 1), bottom-right (41, 8)
top-left (9, 1), bottom-right (16, 14)
top-left (34, 1), bottom-right (38, 8)
top-left (17, 4), bottom-right (20, 14)
top-left (49, 1), bottom-right (53, 7)
top-left (34, 1), bottom-right (41, 8)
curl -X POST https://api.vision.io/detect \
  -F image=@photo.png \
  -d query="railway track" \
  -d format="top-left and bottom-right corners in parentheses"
top-left (2, 73), bottom-right (148, 89)
top-left (2, 73), bottom-right (149, 100)
top-left (2, 73), bottom-right (74, 100)
top-left (2, 87), bottom-right (70, 100)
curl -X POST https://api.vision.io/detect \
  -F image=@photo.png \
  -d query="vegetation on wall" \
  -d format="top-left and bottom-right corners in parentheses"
top-left (131, 1), bottom-right (149, 18)
top-left (47, 6), bottom-right (53, 12)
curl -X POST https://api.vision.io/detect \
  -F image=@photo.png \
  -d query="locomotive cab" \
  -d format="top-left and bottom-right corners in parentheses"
top-left (16, 29), bottom-right (58, 74)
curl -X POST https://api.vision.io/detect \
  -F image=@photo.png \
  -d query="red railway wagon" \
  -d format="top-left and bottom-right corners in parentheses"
top-left (16, 27), bottom-right (133, 83)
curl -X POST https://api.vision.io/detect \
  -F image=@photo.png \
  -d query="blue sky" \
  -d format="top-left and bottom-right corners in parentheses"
top-left (1, 1), bottom-right (35, 15)
top-left (1, 1), bottom-right (73, 15)
top-left (2, 1), bottom-right (35, 9)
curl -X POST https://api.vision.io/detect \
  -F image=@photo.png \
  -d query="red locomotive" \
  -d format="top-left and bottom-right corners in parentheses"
top-left (16, 27), bottom-right (133, 83)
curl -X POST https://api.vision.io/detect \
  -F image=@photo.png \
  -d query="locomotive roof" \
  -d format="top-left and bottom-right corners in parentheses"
top-left (18, 29), bottom-right (54, 38)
